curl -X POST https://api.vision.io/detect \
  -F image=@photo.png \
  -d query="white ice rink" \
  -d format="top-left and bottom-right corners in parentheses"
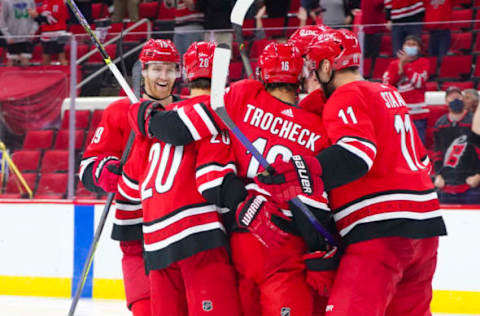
top-left (0, 296), bottom-right (470, 316)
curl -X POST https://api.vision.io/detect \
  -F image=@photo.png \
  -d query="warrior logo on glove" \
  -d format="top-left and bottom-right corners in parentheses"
top-left (292, 155), bottom-right (313, 195)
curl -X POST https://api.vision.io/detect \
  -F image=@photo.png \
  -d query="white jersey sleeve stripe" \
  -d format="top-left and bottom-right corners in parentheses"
top-left (177, 106), bottom-right (201, 141)
top-left (337, 142), bottom-right (374, 170)
top-left (198, 178), bottom-right (224, 194)
top-left (196, 163), bottom-right (237, 178)
top-left (194, 103), bottom-right (218, 136)
top-left (118, 186), bottom-right (141, 202)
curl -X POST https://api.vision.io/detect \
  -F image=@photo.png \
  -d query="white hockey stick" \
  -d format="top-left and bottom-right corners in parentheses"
top-left (230, 0), bottom-right (255, 78)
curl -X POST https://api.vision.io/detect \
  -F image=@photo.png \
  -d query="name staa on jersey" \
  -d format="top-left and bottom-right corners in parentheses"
top-left (117, 95), bottom-right (235, 271)
top-left (322, 80), bottom-right (446, 244)
top-left (179, 80), bottom-right (331, 210)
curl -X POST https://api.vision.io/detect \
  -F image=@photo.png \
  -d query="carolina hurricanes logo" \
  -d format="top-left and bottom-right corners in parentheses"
top-left (444, 135), bottom-right (468, 168)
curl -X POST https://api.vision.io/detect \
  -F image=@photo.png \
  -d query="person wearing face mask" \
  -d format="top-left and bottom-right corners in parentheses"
top-left (432, 86), bottom-right (480, 204)
top-left (383, 35), bottom-right (430, 144)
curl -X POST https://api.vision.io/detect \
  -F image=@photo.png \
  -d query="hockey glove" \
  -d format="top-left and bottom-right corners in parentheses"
top-left (236, 195), bottom-right (291, 248)
top-left (92, 155), bottom-right (122, 193)
top-left (128, 100), bottom-right (164, 137)
top-left (304, 247), bottom-right (340, 297)
top-left (255, 155), bottom-right (324, 204)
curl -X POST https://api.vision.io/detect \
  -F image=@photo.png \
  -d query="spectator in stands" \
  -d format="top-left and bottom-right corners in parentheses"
top-left (111, 0), bottom-right (138, 22)
top-left (383, 35), bottom-right (430, 143)
top-left (385, 0), bottom-right (424, 55)
top-left (28, 0), bottom-right (68, 66)
top-left (198, 0), bottom-right (233, 46)
top-left (0, 0), bottom-right (37, 66)
top-left (433, 86), bottom-right (480, 204)
top-left (424, 0), bottom-right (452, 62)
top-left (166, 0), bottom-right (204, 55)
top-left (263, 0), bottom-right (290, 18)
top-left (463, 89), bottom-right (479, 113)
top-left (361, 0), bottom-right (385, 59)
top-left (320, 0), bottom-right (358, 27)
top-left (297, 0), bottom-right (320, 27)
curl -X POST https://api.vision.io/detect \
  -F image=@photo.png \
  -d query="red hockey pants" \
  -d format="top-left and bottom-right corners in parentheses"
top-left (325, 236), bottom-right (439, 316)
top-left (149, 247), bottom-right (241, 316)
top-left (231, 232), bottom-right (313, 316)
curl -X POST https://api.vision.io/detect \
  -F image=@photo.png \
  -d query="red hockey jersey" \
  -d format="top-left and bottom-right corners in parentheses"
top-left (382, 57), bottom-right (430, 119)
top-left (322, 80), bottom-right (445, 244)
top-left (118, 95), bottom-right (234, 270)
top-left (384, 0), bottom-right (424, 21)
top-left (80, 97), bottom-right (140, 241)
top-left (424, 0), bottom-right (453, 30)
top-left (174, 0), bottom-right (204, 27)
top-left (37, 0), bottom-right (67, 33)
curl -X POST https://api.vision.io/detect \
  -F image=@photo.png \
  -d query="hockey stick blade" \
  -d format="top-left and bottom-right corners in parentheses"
top-left (230, 0), bottom-right (255, 26)
top-left (210, 45), bottom-right (338, 247)
top-left (230, 0), bottom-right (255, 78)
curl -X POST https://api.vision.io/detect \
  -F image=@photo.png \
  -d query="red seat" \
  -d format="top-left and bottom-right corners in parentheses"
top-left (472, 35), bottom-right (480, 53)
top-left (371, 57), bottom-right (395, 80)
top-left (92, 3), bottom-right (109, 19)
top-left (438, 55), bottom-right (472, 79)
top-left (262, 18), bottom-right (287, 38)
top-left (425, 81), bottom-right (438, 91)
top-left (41, 150), bottom-right (69, 173)
top-left (474, 63), bottom-right (480, 78)
top-left (11, 150), bottom-right (41, 172)
top-left (54, 130), bottom-right (85, 150)
top-left (139, 2), bottom-right (158, 19)
top-left (362, 58), bottom-right (372, 78)
top-left (379, 35), bottom-right (392, 56)
top-left (91, 109), bottom-right (104, 129)
top-left (105, 23), bottom-right (124, 42)
top-left (69, 24), bottom-right (95, 35)
top-left (75, 179), bottom-right (97, 199)
top-left (65, 44), bottom-right (90, 60)
top-left (241, 19), bottom-right (256, 38)
top-left (426, 57), bottom-right (438, 77)
top-left (441, 81), bottom-right (474, 90)
top-left (157, 2), bottom-right (175, 20)
top-left (450, 9), bottom-right (473, 31)
top-left (249, 39), bottom-right (273, 59)
top-left (286, 16), bottom-right (300, 37)
top-left (36, 173), bottom-right (68, 198)
top-left (124, 22), bottom-right (149, 42)
top-left (23, 130), bottom-right (54, 150)
top-left (1, 173), bottom-right (37, 198)
top-left (229, 62), bottom-right (243, 81)
top-left (289, 0), bottom-right (300, 12)
top-left (449, 32), bottom-right (473, 54)
top-left (61, 110), bottom-right (91, 129)
top-left (88, 44), bottom-right (117, 63)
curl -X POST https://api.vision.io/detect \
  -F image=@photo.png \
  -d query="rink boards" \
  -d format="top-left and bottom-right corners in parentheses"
top-left (0, 200), bottom-right (479, 314)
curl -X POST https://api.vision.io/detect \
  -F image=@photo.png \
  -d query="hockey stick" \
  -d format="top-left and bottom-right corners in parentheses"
top-left (211, 44), bottom-right (338, 247)
top-left (230, 0), bottom-right (255, 78)
top-left (66, 1), bottom-right (139, 315)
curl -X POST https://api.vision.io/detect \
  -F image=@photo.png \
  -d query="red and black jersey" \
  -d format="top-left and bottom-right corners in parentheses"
top-left (433, 112), bottom-right (480, 193)
top-left (174, 0), bottom-right (204, 27)
top-left (118, 95), bottom-right (234, 271)
top-left (384, 0), bottom-right (424, 21)
top-left (322, 80), bottom-right (445, 244)
top-left (382, 57), bottom-right (430, 119)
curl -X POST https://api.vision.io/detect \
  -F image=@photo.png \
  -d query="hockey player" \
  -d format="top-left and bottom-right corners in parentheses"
top-left (79, 39), bottom-right (181, 316)
top-left (255, 29), bottom-right (447, 315)
top-left (128, 42), bottom-right (339, 316)
top-left (118, 41), bottom-right (242, 316)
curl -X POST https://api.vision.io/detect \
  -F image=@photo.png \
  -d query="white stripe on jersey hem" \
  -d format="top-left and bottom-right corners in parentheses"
top-left (198, 177), bottom-right (224, 194)
top-left (193, 103), bottom-right (218, 136)
top-left (392, 7), bottom-right (424, 19)
top-left (118, 186), bottom-right (141, 202)
top-left (178, 107), bottom-right (201, 141)
top-left (122, 174), bottom-right (139, 191)
top-left (245, 183), bottom-right (271, 196)
top-left (391, 1), bottom-right (422, 13)
top-left (116, 202), bottom-right (142, 211)
top-left (114, 217), bottom-right (143, 226)
top-left (334, 191), bottom-right (439, 222)
top-left (196, 163), bottom-right (237, 178)
top-left (79, 157), bottom-right (96, 179)
top-left (144, 222), bottom-right (225, 252)
top-left (297, 195), bottom-right (330, 212)
top-left (338, 137), bottom-right (377, 155)
top-left (339, 209), bottom-right (443, 236)
top-left (143, 205), bottom-right (218, 233)
top-left (337, 142), bottom-right (374, 170)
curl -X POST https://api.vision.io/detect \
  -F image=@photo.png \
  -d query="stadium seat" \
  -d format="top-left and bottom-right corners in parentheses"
top-left (441, 81), bottom-right (474, 90)
top-left (91, 109), bottom-right (104, 129)
top-left (425, 81), bottom-right (439, 91)
top-left (61, 110), bottom-right (91, 129)
top-left (379, 35), bottom-right (392, 57)
top-left (242, 19), bottom-right (256, 38)
top-left (124, 22), bottom-right (149, 41)
top-left (249, 39), bottom-right (273, 59)
top-left (426, 57), bottom-right (438, 77)
top-left (104, 23), bottom-right (124, 42)
top-left (75, 179), bottom-right (97, 199)
top-left (23, 130), bottom-right (55, 150)
top-left (11, 150), bottom-right (41, 172)
top-left (65, 44), bottom-right (90, 60)
top-left (69, 23), bottom-right (95, 35)
top-left (36, 173), bottom-right (68, 198)
top-left (362, 58), bottom-right (372, 78)
top-left (87, 44), bottom-right (117, 63)
top-left (157, 2), bottom-right (175, 20)
top-left (450, 9), bottom-right (473, 31)
top-left (473, 63), bottom-right (480, 78)
top-left (438, 55), bottom-right (472, 79)
top-left (449, 32), bottom-right (473, 54)
top-left (92, 3), bottom-right (109, 19)
top-left (54, 130), bottom-right (85, 150)
top-left (474, 9), bottom-right (480, 29)
top-left (472, 36), bottom-right (480, 53)
top-left (286, 16), bottom-right (300, 37)
top-left (41, 150), bottom-right (69, 173)
top-left (1, 173), bottom-right (37, 198)
top-left (371, 57), bottom-right (395, 80)
top-left (139, 2), bottom-right (158, 19)
top-left (229, 62), bottom-right (244, 81)
top-left (262, 18), bottom-right (287, 38)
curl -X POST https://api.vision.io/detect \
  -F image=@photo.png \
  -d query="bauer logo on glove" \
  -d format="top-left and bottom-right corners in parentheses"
top-left (291, 155), bottom-right (313, 195)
